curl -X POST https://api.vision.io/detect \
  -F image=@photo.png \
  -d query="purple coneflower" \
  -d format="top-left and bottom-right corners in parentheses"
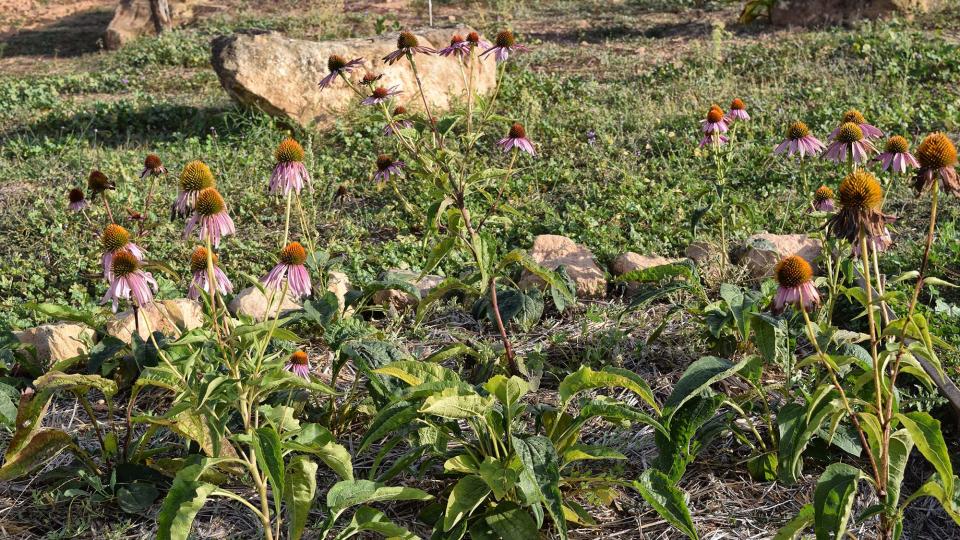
top-left (362, 85), bottom-right (401, 106)
top-left (67, 188), bottom-right (88, 212)
top-left (913, 132), bottom-right (959, 196)
top-left (140, 154), bottom-right (167, 179)
top-left (184, 187), bottom-right (236, 248)
top-left (875, 136), bottom-right (919, 174)
top-left (439, 34), bottom-right (471, 58)
top-left (87, 170), bottom-right (115, 196)
top-left (101, 223), bottom-right (145, 281)
top-left (466, 31), bottom-right (492, 50)
top-left (102, 249), bottom-right (157, 313)
top-left (829, 109), bottom-right (883, 140)
top-left (285, 351), bottom-right (311, 379)
top-left (263, 242), bottom-right (312, 299)
top-left (187, 246), bottom-right (233, 300)
top-left (826, 170), bottom-right (895, 251)
top-left (382, 31), bottom-right (436, 65)
top-left (481, 30), bottom-right (528, 62)
top-left (822, 122), bottom-right (877, 164)
top-left (384, 106), bottom-right (413, 136)
top-left (774, 121), bottom-right (825, 158)
top-left (173, 160), bottom-right (215, 217)
top-left (374, 154), bottom-right (405, 184)
top-left (270, 138), bottom-right (311, 195)
top-left (772, 255), bottom-right (820, 314)
top-left (498, 123), bottom-right (535, 155)
top-left (361, 72), bottom-right (383, 86)
top-left (812, 186), bottom-right (835, 212)
top-left (728, 98), bottom-right (750, 121)
top-left (699, 108), bottom-right (729, 147)
top-left (319, 54), bottom-right (364, 90)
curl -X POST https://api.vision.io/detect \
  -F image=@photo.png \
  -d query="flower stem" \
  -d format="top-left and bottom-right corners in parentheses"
top-left (138, 175), bottom-right (159, 237)
top-left (466, 45), bottom-right (476, 136)
top-left (407, 53), bottom-right (441, 147)
top-left (281, 191), bottom-right (293, 249)
top-left (102, 192), bottom-right (115, 223)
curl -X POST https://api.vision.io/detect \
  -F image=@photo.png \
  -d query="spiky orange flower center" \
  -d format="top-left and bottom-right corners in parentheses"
top-left (706, 109), bottom-right (724, 123)
top-left (397, 31), bottom-right (418, 49)
top-left (144, 154), bottom-right (163, 170)
top-left (372, 87), bottom-right (388, 99)
top-left (730, 98), bottom-right (745, 110)
top-left (190, 246), bottom-right (218, 273)
top-left (280, 242), bottom-right (307, 266)
top-left (508, 123), bottom-right (527, 139)
top-left (814, 185), bottom-right (834, 203)
top-left (467, 31), bottom-right (481, 44)
top-left (836, 122), bottom-right (864, 143)
top-left (450, 34), bottom-right (464, 45)
top-left (180, 160), bottom-right (215, 192)
top-left (328, 54), bottom-right (347, 72)
top-left (787, 121), bottom-right (810, 140)
top-left (376, 154), bottom-right (394, 171)
top-left (275, 138), bottom-right (305, 163)
top-left (102, 224), bottom-right (131, 252)
top-left (68, 188), bottom-right (85, 203)
top-left (916, 132), bottom-right (957, 169)
top-left (111, 250), bottom-right (139, 278)
top-left (195, 187), bottom-right (225, 216)
top-left (495, 30), bottom-right (515, 48)
top-left (290, 351), bottom-right (309, 366)
top-left (842, 109), bottom-right (866, 125)
top-left (838, 170), bottom-right (883, 210)
top-left (775, 255), bottom-right (813, 288)
top-left (393, 106), bottom-right (407, 116)
top-left (885, 135), bottom-right (909, 154)
top-left (88, 170), bottom-right (111, 191)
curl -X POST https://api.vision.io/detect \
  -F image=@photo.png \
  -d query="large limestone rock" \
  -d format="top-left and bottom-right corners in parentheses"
top-left (228, 286), bottom-right (302, 322)
top-left (372, 270), bottom-right (445, 312)
top-left (519, 235), bottom-right (606, 298)
top-left (161, 299), bottom-right (204, 331)
top-left (735, 233), bottom-right (822, 280)
top-left (770, 0), bottom-right (945, 26)
top-left (106, 303), bottom-right (178, 342)
top-left (611, 252), bottom-right (683, 291)
top-left (104, 0), bottom-right (212, 50)
top-left (212, 27), bottom-right (497, 128)
top-left (327, 271), bottom-right (352, 315)
top-left (15, 323), bottom-right (94, 367)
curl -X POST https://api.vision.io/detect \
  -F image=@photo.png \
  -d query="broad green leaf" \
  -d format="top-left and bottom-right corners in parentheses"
top-left (559, 366), bottom-right (659, 414)
top-left (813, 463), bottom-right (863, 540)
top-left (336, 506), bottom-right (417, 539)
top-left (886, 429), bottom-right (914, 508)
top-left (470, 502), bottom-right (538, 539)
top-left (374, 360), bottom-right (461, 387)
top-left (773, 504), bottom-right (814, 540)
top-left (285, 456), bottom-right (318, 540)
top-left (0, 430), bottom-right (76, 480)
top-left (662, 356), bottom-right (751, 420)
top-left (512, 436), bottom-right (567, 540)
top-left (654, 394), bottom-right (722, 482)
top-left (422, 343), bottom-right (481, 364)
top-left (896, 412), bottom-right (953, 498)
top-left (444, 475), bottom-right (491, 531)
top-left (478, 457), bottom-right (519, 500)
top-left (777, 390), bottom-right (841, 484)
top-left (326, 479), bottom-right (432, 513)
top-left (632, 470), bottom-right (699, 539)
top-left (254, 426), bottom-right (285, 519)
top-left (5, 388), bottom-right (53, 460)
top-left (288, 423), bottom-right (353, 480)
top-left (24, 302), bottom-right (97, 327)
top-left (900, 474), bottom-right (960, 524)
top-left (444, 454), bottom-right (480, 474)
top-left (359, 401), bottom-right (420, 454)
top-left (484, 375), bottom-right (529, 407)
top-left (34, 371), bottom-right (118, 398)
top-left (135, 365), bottom-right (186, 393)
top-left (575, 399), bottom-right (667, 437)
top-left (422, 236), bottom-right (456, 276)
top-left (420, 387), bottom-right (494, 419)
top-left (156, 464), bottom-right (218, 540)
top-left (562, 444), bottom-right (627, 466)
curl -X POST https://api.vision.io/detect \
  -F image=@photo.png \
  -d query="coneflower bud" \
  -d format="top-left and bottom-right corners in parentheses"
top-left (290, 350), bottom-right (309, 366)
top-left (111, 249), bottom-right (140, 278)
top-left (372, 87), bottom-right (389, 99)
top-left (467, 31), bottom-right (481, 44)
top-left (280, 242), bottom-right (308, 266)
top-left (706, 109), bottom-right (724, 123)
top-left (376, 154), bottom-right (395, 171)
top-left (885, 135), bottom-right (910, 155)
top-left (144, 154), bottom-right (163, 172)
top-left (194, 187), bottom-right (225, 217)
top-left (362, 72), bottom-right (382, 84)
top-left (838, 170), bottom-right (883, 210)
top-left (393, 106), bottom-right (407, 116)
top-left (841, 109), bottom-right (866, 125)
top-left (275, 138), bottom-right (305, 164)
top-left (102, 224), bottom-right (131, 252)
top-left (814, 185), bottom-right (834, 204)
top-left (327, 54), bottom-right (347, 72)
top-left (787, 121), bottom-right (810, 140)
top-left (449, 34), bottom-right (464, 45)
top-left (68, 188), bottom-right (85, 204)
top-left (916, 132), bottom-right (957, 169)
top-left (190, 246), bottom-right (217, 273)
top-left (835, 122), bottom-right (864, 143)
top-left (775, 255), bottom-right (813, 288)
top-left (494, 30), bottom-right (516, 48)
top-left (180, 160), bottom-right (215, 192)
top-left (508, 123), bottom-right (527, 139)
top-left (397, 31), bottom-right (418, 49)
top-left (730, 98), bottom-right (745, 110)
top-left (88, 170), bottom-right (114, 193)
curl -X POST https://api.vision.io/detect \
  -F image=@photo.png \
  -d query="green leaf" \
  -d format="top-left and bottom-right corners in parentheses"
top-left (253, 426), bottom-right (285, 520)
top-left (896, 411), bottom-right (953, 498)
top-left (478, 457), bottom-right (519, 500)
top-left (34, 371), bottom-right (118, 398)
top-left (420, 387), bottom-right (494, 419)
top-left (470, 502), bottom-right (539, 539)
top-left (484, 375), bottom-right (529, 407)
top-left (285, 456), bottom-right (318, 540)
top-left (632, 470), bottom-right (699, 539)
top-left (336, 506), bottom-right (417, 539)
top-left (813, 463), bottom-right (863, 540)
top-left (574, 399), bottom-right (667, 437)
top-left (444, 475), bottom-right (491, 531)
top-left (559, 366), bottom-right (659, 414)
top-left (326, 479), bottom-right (432, 513)
top-left (886, 429), bottom-right (914, 509)
top-left (0, 430), bottom-right (76, 480)
top-left (117, 482), bottom-right (160, 514)
top-left (156, 464), bottom-right (218, 540)
top-left (562, 444), bottom-right (627, 466)
top-left (662, 356), bottom-right (750, 421)
top-left (288, 423), bottom-right (353, 480)
top-left (777, 389), bottom-right (841, 484)
top-left (654, 394), bottom-right (722, 482)
top-left (374, 360), bottom-right (461, 386)
top-left (359, 401), bottom-right (420, 454)
top-left (24, 302), bottom-right (97, 327)
top-left (773, 504), bottom-right (813, 540)
top-left (512, 436), bottom-right (567, 540)
top-left (422, 237), bottom-right (457, 276)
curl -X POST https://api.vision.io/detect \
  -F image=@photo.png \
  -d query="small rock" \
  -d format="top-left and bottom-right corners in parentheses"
top-left (685, 242), bottom-right (713, 265)
top-left (106, 303), bottom-right (178, 343)
top-left (161, 299), bottom-right (204, 331)
top-left (372, 270), bottom-right (445, 311)
top-left (228, 287), bottom-right (302, 322)
top-left (104, 0), bottom-right (209, 50)
top-left (610, 252), bottom-right (683, 277)
top-left (14, 323), bottom-right (94, 367)
top-left (518, 235), bottom-right (606, 298)
top-left (735, 233), bottom-right (822, 280)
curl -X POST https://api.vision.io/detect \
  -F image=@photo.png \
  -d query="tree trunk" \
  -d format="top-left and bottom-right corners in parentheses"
top-left (150, 0), bottom-right (173, 33)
